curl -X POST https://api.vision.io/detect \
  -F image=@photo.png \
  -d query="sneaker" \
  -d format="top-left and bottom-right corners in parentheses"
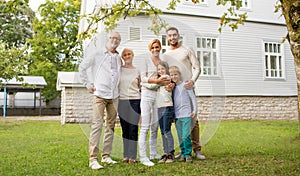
top-left (158, 154), bottom-right (167, 163)
top-left (174, 152), bottom-right (182, 159)
top-left (165, 154), bottom-right (174, 163)
top-left (194, 151), bottom-right (206, 160)
top-left (179, 156), bottom-right (185, 162)
top-left (89, 160), bottom-right (103, 170)
top-left (101, 156), bottom-right (117, 164)
top-left (140, 158), bottom-right (154, 166)
top-left (185, 156), bottom-right (193, 163)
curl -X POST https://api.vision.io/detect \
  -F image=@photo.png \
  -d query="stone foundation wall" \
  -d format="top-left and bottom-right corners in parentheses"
top-left (61, 87), bottom-right (93, 124)
top-left (198, 96), bottom-right (298, 120)
top-left (60, 87), bottom-right (298, 124)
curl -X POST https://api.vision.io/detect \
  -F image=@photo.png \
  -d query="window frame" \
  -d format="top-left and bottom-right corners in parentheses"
top-left (195, 36), bottom-right (220, 78)
top-left (182, 0), bottom-right (208, 7)
top-left (239, 0), bottom-right (252, 11)
top-left (263, 41), bottom-right (286, 80)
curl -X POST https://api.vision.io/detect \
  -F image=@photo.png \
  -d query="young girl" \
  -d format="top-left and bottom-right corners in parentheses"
top-left (169, 66), bottom-right (198, 162)
top-left (156, 61), bottom-right (175, 163)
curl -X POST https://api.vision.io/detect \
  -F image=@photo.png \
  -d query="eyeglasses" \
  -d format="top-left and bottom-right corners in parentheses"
top-left (109, 37), bottom-right (121, 41)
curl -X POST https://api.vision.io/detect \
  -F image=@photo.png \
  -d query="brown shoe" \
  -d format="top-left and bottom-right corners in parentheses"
top-left (165, 154), bottom-right (174, 163)
top-left (158, 154), bottom-right (167, 163)
top-left (121, 157), bottom-right (129, 163)
top-left (128, 159), bottom-right (136, 163)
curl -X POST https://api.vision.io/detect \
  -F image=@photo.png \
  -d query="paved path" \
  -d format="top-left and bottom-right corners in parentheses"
top-left (1, 116), bottom-right (60, 121)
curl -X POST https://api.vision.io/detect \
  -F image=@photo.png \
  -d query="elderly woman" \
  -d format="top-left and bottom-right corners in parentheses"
top-left (118, 48), bottom-right (141, 164)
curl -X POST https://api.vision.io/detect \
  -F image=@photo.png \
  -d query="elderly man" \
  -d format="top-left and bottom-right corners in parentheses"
top-left (79, 31), bottom-right (122, 170)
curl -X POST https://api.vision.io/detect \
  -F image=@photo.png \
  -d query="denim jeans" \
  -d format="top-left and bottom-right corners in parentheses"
top-left (158, 106), bottom-right (175, 155)
top-left (139, 89), bottom-right (159, 160)
top-left (118, 99), bottom-right (141, 160)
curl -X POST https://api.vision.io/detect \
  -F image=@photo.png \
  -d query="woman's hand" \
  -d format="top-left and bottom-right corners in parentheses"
top-left (165, 82), bottom-right (175, 92)
top-left (157, 76), bottom-right (171, 86)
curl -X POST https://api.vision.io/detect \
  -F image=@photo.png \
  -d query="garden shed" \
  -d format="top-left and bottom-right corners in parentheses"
top-left (0, 76), bottom-right (47, 117)
top-left (56, 72), bottom-right (93, 125)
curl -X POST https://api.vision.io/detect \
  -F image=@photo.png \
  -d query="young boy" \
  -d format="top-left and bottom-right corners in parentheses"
top-left (169, 66), bottom-right (198, 162)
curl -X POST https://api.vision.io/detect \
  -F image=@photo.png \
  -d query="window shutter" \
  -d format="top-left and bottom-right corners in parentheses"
top-left (129, 27), bottom-right (141, 41)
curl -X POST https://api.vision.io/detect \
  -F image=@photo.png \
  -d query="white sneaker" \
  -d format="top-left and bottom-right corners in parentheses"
top-left (89, 160), bottom-right (103, 170)
top-left (140, 158), bottom-right (154, 167)
top-left (101, 156), bottom-right (117, 164)
top-left (149, 154), bottom-right (160, 160)
top-left (194, 151), bottom-right (206, 160)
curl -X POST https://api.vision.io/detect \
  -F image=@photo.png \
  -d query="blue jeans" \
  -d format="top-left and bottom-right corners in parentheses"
top-left (118, 99), bottom-right (141, 160)
top-left (158, 106), bottom-right (175, 155)
top-left (175, 117), bottom-right (192, 158)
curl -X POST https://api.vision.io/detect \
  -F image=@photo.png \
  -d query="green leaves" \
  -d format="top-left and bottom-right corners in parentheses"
top-left (27, 0), bottom-right (82, 102)
top-left (0, 41), bottom-right (29, 84)
top-left (216, 0), bottom-right (248, 32)
top-left (0, 0), bottom-right (35, 49)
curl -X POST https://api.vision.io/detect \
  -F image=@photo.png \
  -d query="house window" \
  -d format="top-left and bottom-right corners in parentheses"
top-left (161, 34), bottom-right (183, 53)
top-left (129, 27), bottom-right (141, 41)
top-left (183, 0), bottom-right (208, 6)
top-left (196, 37), bottom-right (218, 76)
top-left (264, 42), bottom-right (284, 79)
top-left (240, 0), bottom-right (251, 10)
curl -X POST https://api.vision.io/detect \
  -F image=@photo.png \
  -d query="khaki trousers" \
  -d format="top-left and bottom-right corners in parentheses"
top-left (89, 96), bottom-right (118, 162)
top-left (191, 117), bottom-right (202, 152)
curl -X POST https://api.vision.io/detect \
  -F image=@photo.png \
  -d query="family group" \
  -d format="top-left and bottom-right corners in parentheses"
top-left (79, 27), bottom-right (206, 170)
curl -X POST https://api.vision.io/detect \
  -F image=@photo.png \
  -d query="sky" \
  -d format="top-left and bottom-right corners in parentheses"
top-left (28, 0), bottom-right (46, 12)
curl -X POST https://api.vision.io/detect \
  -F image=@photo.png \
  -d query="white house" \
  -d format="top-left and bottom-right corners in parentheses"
top-left (75, 0), bottom-right (298, 120)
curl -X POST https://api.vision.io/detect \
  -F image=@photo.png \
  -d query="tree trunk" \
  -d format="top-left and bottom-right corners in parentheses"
top-left (281, 0), bottom-right (300, 131)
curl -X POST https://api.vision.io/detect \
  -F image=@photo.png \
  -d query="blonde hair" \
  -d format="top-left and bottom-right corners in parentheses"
top-left (169, 66), bottom-right (180, 74)
top-left (148, 38), bottom-right (162, 51)
top-left (121, 48), bottom-right (134, 58)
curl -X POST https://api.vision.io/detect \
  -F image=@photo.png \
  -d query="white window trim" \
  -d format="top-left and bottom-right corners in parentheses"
top-left (195, 35), bottom-right (220, 78)
top-left (239, 0), bottom-right (252, 11)
top-left (182, 0), bottom-right (208, 7)
top-left (263, 40), bottom-right (286, 80)
top-left (128, 26), bottom-right (142, 41)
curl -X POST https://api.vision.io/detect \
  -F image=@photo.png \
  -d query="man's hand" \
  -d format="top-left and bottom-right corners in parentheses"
top-left (88, 86), bottom-right (96, 93)
top-left (184, 80), bottom-right (194, 89)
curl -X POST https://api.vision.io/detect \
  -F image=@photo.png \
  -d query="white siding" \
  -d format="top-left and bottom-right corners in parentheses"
top-left (112, 14), bottom-right (296, 96)
top-left (150, 0), bottom-right (285, 24)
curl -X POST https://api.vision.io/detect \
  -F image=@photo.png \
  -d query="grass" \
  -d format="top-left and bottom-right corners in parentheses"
top-left (0, 119), bottom-right (299, 176)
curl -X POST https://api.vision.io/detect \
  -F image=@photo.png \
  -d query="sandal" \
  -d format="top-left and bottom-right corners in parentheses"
top-left (121, 157), bottom-right (129, 163)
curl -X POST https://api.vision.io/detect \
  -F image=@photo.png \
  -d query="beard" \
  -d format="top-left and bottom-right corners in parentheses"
top-left (169, 41), bottom-right (179, 47)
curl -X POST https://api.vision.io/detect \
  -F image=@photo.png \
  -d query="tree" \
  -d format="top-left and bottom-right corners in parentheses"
top-left (0, 0), bottom-right (34, 49)
top-left (27, 0), bottom-right (82, 103)
top-left (80, 0), bottom-right (300, 127)
top-left (0, 41), bottom-right (29, 83)
top-left (0, 0), bottom-right (33, 83)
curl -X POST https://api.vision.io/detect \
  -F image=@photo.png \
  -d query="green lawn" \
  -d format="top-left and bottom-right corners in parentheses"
top-left (0, 119), bottom-right (299, 176)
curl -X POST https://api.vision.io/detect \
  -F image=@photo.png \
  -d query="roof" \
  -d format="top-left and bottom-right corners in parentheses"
top-left (56, 72), bottom-right (84, 90)
top-left (0, 76), bottom-right (47, 92)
